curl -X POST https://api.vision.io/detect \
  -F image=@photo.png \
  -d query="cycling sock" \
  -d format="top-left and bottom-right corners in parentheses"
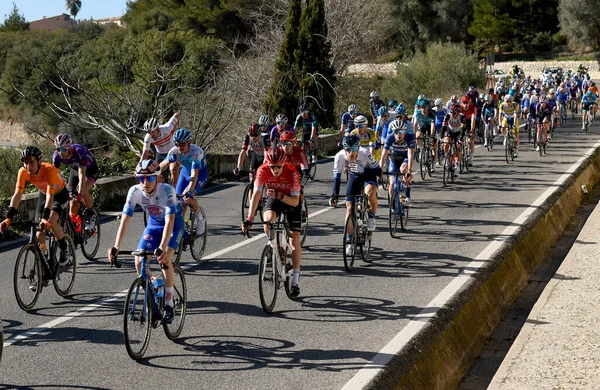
top-left (165, 287), bottom-right (174, 307)
top-left (346, 234), bottom-right (352, 243)
top-left (368, 211), bottom-right (375, 218)
top-left (57, 237), bottom-right (67, 251)
top-left (292, 269), bottom-right (299, 285)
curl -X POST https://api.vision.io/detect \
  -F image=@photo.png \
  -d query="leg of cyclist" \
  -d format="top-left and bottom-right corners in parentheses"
top-left (468, 117), bottom-right (476, 166)
top-left (514, 115), bottom-right (520, 154)
top-left (285, 203), bottom-right (303, 296)
top-left (177, 168), bottom-right (208, 236)
top-left (365, 179), bottom-right (378, 231)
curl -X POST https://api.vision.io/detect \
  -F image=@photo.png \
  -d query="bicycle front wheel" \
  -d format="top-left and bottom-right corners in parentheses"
top-left (241, 184), bottom-right (252, 223)
top-left (81, 208), bottom-right (101, 260)
top-left (400, 199), bottom-right (409, 230)
top-left (53, 234), bottom-right (77, 297)
top-left (342, 214), bottom-right (357, 272)
top-left (300, 200), bottom-right (308, 247)
top-left (190, 207), bottom-right (207, 262)
top-left (14, 243), bottom-right (42, 311)
top-left (505, 135), bottom-right (511, 164)
top-left (123, 278), bottom-right (152, 360)
top-left (309, 150), bottom-right (317, 180)
top-left (163, 265), bottom-right (187, 340)
top-left (389, 191), bottom-right (400, 238)
top-left (419, 147), bottom-right (427, 180)
top-left (258, 245), bottom-right (278, 314)
top-left (442, 153), bottom-right (451, 187)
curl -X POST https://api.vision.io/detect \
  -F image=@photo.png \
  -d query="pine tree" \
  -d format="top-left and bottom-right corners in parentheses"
top-left (263, 0), bottom-right (301, 120)
top-left (1, 3), bottom-right (29, 32)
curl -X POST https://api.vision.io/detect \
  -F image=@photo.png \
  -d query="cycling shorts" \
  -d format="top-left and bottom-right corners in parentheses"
top-left (137, 216), bottom-right (184, 252)
top-left (67, 167), bottom-right (99, 195)
top-left (250, 153), bottom-right (264, 172)
top-left (263, 198), bottom-right (302, 232)
top-left (35, 189), bottom-right (69, 220)
top-left (388, 155), bottom-right (408, 173)
top-left (582, 102), bottom-right (596, 111)
top-left (176, 168), bottom-right (208, 196)
top-left (444, 129), bottom-right (462, 141)
top-left (345, 172), bottom-right (378, 202)
top-left (502, 117), bottom-right (519, 133)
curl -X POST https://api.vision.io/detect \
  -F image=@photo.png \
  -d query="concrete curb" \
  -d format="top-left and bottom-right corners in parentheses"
top-left (365, 144), bottom-right (600, 389)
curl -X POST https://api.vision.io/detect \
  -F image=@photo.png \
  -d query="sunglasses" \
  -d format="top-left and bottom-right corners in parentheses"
top-left (57, 147), bottom-right (69, 153)
top-left (269, 164), bottom-right (283, 170)
top-left (357, 124), bottom-right (366, 128)
top-left (350, 111), bottom-right (357, 115)
top-left (137, 176), bottom-right (157, 183)
top-left (22, 157), bottom-right (36, 164)
top-left (249, 133), bottom-right (259, 138)
top-left (394, 129), bottom-right (406, 135)
top-left (277, 121), bottom-right (286, 125)
top-left (282, 142), bottom-right (294, 147)
top-left (175, 142), bottom-right (188, 147)
top-left (344, 146), bottom-right (359, 152)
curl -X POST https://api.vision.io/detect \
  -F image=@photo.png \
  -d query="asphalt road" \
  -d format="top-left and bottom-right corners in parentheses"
top-left (1, 117), bottom-right (598, 390)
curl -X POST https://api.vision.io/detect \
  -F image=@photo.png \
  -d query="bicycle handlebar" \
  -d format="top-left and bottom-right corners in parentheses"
top-left (112, 248), bottom-right (169, 269)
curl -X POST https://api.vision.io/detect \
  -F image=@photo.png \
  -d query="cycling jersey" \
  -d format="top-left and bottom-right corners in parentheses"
top-left (341, 112), bottom-right (365, 132)
top-left (520, 96), bottom-right (531, 112)
top-left (465, 91), bottom-right (479, 104)
top-left (461, 104), bottom-right (477, 120)
top-left (294, 113), bottom-right (318, 135)
top-left (16, 163), bottom-right (65, 195)
top-left (369, 98), bottom-right (385, 117)
top-left (433, 107), bottom-right (448, 130)
top-left (557, 90), bottom-right (569, 103)
top-left (442, 113), bottom-right (467, 134)
top-left (270, 125), bottom-right (294, 144)
top-left (481, 103), bottom-right (495, 120)
top-left (254, 162), bottom-right (301, 196)
top-left (242, 132), bottom-right (270, 157)
top-left (445, 100), bottom-right (458, 110)
top-left (499, 102), bottom-right (519, 117)
top-left (284, 145), bottom-right (309, 173)
top-left (122, 182), bottom-right (179, 226)
top-left (350, 127), bottom-right (380, 161)
top-left (52, 144), bottom-right (99, 180)
top-left (414, 109), bottom-right (435, 130)
top-left (546, 97), bottom-right (557, 110)
top-left (589, 86), bottom-right (599, 96)
top-left (332, 148), bottom-right (380, 200)
top-left (142, 115), bottom-right (178, 155)
top-left (167, 144), bottom-right (208, 195)
top-left (582, 94), bottom-right (598, 110)
top-left (535, 104), bottom-right (552, 123)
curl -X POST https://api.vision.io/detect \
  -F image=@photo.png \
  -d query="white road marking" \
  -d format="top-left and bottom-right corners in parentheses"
top-left (341, 138), bottom-right (600, 389)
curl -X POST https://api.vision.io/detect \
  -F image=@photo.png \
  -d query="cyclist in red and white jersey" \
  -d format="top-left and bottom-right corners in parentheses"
top-left (140, 112), bottom-right (180, 165)
top-left (242, 147), bottom-right (303, 297)
top-left (233, 122), bottom-right (271, 177)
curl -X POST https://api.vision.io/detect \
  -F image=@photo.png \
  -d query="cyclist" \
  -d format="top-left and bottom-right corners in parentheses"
top-left (535, 97), bottom-right (553, 151)
top-left (258, 114), bottom-right (271, 130)
top-left (375, 106), bottom-right (392, 140)
top-left (499, 94), bottom-right (520, 154)
top-left (108, 159), bottom-right (182, 323)
top-left (140, 113), bottom-right (180, 179)
top-left (460, 96), bottom-right (478, 165)
top-left (446, 95), bottom-right (459, 110)
top-left (388, 100), bottom-right (400, 116)
top-left (1, 146), bottom-right (70, 265)
top-left (441, 104), bottom-right (467, 175)
top-left (329, 135), bottom-right (381, 255)
top-left (52, 134), bottom-right (99, 234)
top-left (481, 95), bottom-right (497, 147)
top-left (271, 114), bottom-right (294, 146)
top-left (234, 122), bottom-right (270, 178)
top-left (369, 91), bottom-right (385, 124)
top-left (351, 115), bottom-right (380, 162)
top-left (589, 82), bottom-right (599, 97)
top-left (294, 103), bottom-right (319, 151)
top-left (161, 128), bottom-right (207, 236)
top-left (414, 98), bottom-right (438, 170)
top-left (340, 104), bottom-right (363, 136)
top-left (433, 98), bottom-right (448, 155)
top-left (242, 147), bottom-right (303, 297)
top-left (547, 88), bottom-right (559, 130)
top-left (556, 85), bottom-right (570, 124)
top-left (581, 90), bottom-right (598, 130)
top-left (378, 119), bottom-right (415, 202)
top-left (465, 86), bottom-right (479, 105)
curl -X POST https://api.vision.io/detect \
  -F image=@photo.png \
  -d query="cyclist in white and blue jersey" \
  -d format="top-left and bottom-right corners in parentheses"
top-left (161, 128), bottom-right (208, 236)
top-left (433, 98), bottom-right (448, 138)
top-left (375, 106), bottom-right (392, 141)
top-left (556, 85), bottom-right (570, 123)
top-left (378, 119), bottom-right (415, 203)
top-left (108, 159), bottom-right (183, 324)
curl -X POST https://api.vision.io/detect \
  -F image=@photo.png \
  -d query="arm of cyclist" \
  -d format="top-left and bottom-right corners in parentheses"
top-left (242, 186), bottom-right (263, 234)
top-left (77, 165), bottom-right (88, 199)
top-left (108, 213), bottom-right (132, 262)
top-left (0, 190), bottom-right (22, 234)
top-left (183, 168), bottom-right (199, 198)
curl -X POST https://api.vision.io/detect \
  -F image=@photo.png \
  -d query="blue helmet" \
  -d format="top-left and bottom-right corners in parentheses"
top-left (342, 134), bottom-right (360, 148)
top-left (378, 106), bottom-right (389, 117)
top-left (173, 128), bottom-right (192, 143)
top-left (395, 106), bottom-right (407, 117)
top-left (136, 159), bottom-right (160, 176)
top-left (388, 99), bottom-right (398, 109)
top-left (586, 90), bottom-right (594, 97)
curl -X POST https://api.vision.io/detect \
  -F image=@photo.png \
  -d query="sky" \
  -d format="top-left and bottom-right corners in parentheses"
top-left (1, 0), bottom-right (129, 22)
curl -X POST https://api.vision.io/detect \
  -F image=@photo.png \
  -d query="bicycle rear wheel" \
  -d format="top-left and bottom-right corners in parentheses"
top-left (81, 208), bottom-right (101, 260)
top-left (419, 147), bottom-right (427, 180)
top-left (342, 214), bottom-right (357, 272)
top-left (123, 278), bottom-right (152, 360)
top-left (389, 191), bottom-right (400, 237)
top-left (14, 243), bottom-right (42, 311)
top-left (190, 207), bottom-right (207, 262)
top-left (300, 200), bottom-right (308, 247)
top-left (52, 234), bottom-right (77, 297)
top-left (258, 245), bottom-right (278, 314)
top-left (163, 265), bottom-right (187, 340)
top-left (308, 150), bottom-right (317, 180)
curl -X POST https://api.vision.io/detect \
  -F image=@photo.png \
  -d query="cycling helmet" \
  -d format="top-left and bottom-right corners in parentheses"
top-left (395, 106), bottom-right (408, 117)
top-left (468, 85), bottom-right (476, 92)
top-left (417, 94), bottom-right (427, 100)
top-left (592, 82), bottom-right (596, 87)
top-left (461, 96), bottom-right (470, 103)
top-left (143, 118), bottom-right (159, 133)
top-left (20, 146), bottom-right (42, 161)
top-left (451, 95), bottom-right (458, 101)
top-left (298, 103), bottom-right (309, 112)
top-left (173, 128), bottom-right (192, 143)
top-left (586, 90), bottom-right (594, 97)
top-left (354, 115), bottom-right (368, 126)
top-left (136, 159), bottom-right (161, 176)
top-left (378, 106), bottom-right (389, 117)
top-left (434, 98), bottom-right (443, 107)
top-left (258, 114), bottom-right (270, 126)
top-left (488, 88), bottom-right (494, 94)
top-left (549, 88), bottom-right (555, 94)
top-left (451, 103), bottom-right (461, 113)
top-left (539, 96), bottom-right (547, 104)
top-left (54, 133), bottom-right (72, 149)
top-left (348, 104), bottom-right (359, 113)
top-left (370, 91), bottom-right (379, 99)
top-left (388, 119), bottom-right (407, 133)
top-left (264, 146), bottom-right (287, 165)
top-left (341, 134), bottom-right (361, 148)
top-left (248, 122), bottom-right (260, 137)
top-left (505, 94), bottom-right (514, 102)
top-left (421, 99), bottom-right (431, 108)
top-left (388, 99), bottom-right (398, 109)
top-left (275, 114), bottom-right (288, 124)
top-left (485, 94), bottom-right (492, 102)
top-left (280, 130), bottom-right (297, 143)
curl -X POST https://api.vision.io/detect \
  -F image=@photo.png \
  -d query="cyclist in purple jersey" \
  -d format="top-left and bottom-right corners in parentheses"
top-left (53, 134), bottom-right (99, 233)
top-left (270, 114), bottom-right (294, 146)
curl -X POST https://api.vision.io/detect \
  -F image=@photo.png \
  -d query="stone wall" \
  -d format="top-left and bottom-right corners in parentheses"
top-left (493, 60), bottom-right (600, 79)
top-left (0, 121), bottom-right (30, 144)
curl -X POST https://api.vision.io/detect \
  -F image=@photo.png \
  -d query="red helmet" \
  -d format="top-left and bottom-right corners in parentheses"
top-left (248, 122), bottom-right (260, 137)
top-left (461, 96), bottom-right (470, 104)
top-left (280, 130), bottom-right (296, 143)
top-left (265, 146), bottom-right (287, 165)
top-left (451, 103), bottom-right (461, 113)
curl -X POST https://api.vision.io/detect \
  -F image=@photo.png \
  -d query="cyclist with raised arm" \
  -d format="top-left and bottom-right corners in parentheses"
top-left (329, 135), bottom-right (381, 256)
top-left (52, 134), bottom-right (99, 233)
top-left (108, 159), bottom-right (182, 324)
top-left (242, 147), bottom-right (303, 297)
top-left (378, 119), bottom-right (415, 202)
top-left (160, 128), bottom-right (207, 236)
top-left (270, 114), bottom-right (294, 147)
top-left (1, 147), bottom-right (70, 265)
top-left (294, 103), bottom-right (319, 151)
top-left (140, 113), bottom-right (180, 180)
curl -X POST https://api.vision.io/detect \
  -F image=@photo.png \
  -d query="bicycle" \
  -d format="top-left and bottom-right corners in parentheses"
top-left (302, 140), bottom-right (318, 180)
top-left (419, 134), bottom-right (433, 180)
top-left (342, 189), bottom-right (372, 272)
top-left (241, 170), bottom-right (266, 224)
top-left (252, 216), bottom-right (296, 314)
top-left (386, 171), bottom-right (410, 238)
top-left (442, 138), bottom-right (459, 187)
top-left (59, 201), bottom-right (100, 261)
top-left (538, 121), bottom-right (549, 156)
top-left (484, 118), bottom-right (495, 151)
top-left (13, 221), bottom-right (76, 311)
top-left (117, 248), bottom-right (186, 360)
top-left (173, 195), bottom-right (207, 264)
top-left (460, 133), bottom-right (471, 173)
top-left (505, 123), bottom-right (517, 163)
top-left (583, 108), bottom-right (593, 135)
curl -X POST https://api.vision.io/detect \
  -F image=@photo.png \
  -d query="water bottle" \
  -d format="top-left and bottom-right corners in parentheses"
top-left (152, 276), bottom-right (164, 298)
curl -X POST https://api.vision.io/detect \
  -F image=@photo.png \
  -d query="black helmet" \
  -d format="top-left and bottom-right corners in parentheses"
top-left (299, 103), bottom-right (309, 112)
top-left (20, 146), bottom-right (42, 162)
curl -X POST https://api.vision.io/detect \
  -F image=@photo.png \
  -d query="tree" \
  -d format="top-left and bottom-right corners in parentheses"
top-left (66, 0), bottom-right (82, 19)
top-left (559, 0), bottom-right (600, 59)
top-left (468, 0), bottom-right (512, 52)
top-left (263, 0), bottom-right (301, 119)
top-left (1, 3), bottom-right (29, 32)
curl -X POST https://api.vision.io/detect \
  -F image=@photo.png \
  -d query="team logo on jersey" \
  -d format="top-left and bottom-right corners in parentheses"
top-left (145, 241), bottom-right (153, 249)
top-left (144, 234), bottom-right (153, 240)
top-left (146, 205), bottom-right (163, 216)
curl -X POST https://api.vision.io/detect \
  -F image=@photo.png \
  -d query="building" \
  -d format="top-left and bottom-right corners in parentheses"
top-left (95, 16), bottom-right (124, 27)
top-left (29, 14), bottom-right (75, 31)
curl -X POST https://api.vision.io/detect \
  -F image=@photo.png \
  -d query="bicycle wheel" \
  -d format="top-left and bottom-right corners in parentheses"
top-left (389, 191), bottom-right (400, 237)
top-left (52, 234), bottom-right (77, 297)
top-left (13, 243), bottom-right (42, 311)
top-left (419, 147), bottom-right (427, 180)
top-left (163, 265), bottom-right (187, 340)
top-left (342, 214), bottom-right (357, 272)
top-left (359, 230), bottom-right (372, 262)
top-left (81, 208), bottom-right (100, 260)
top-left (463, 141), bottom-right (470, 172)
top-left (123, 278), bottom-right (152, 360)
top-left (300, 200), bottom-right (308, 247)
top-left (190, 207), bottom-right (207, 262)
top-left (258, 245), bottom-right (277, 313)
top-left (309, 150), bottom-right (317, 180)
top-left (505, 135), bottom-right (511, 164)
top-left (442, 153), bottom-right (451, 187)
top-left (241, 184), bottom-right (253, 223)
top-left (539, 136), bottom-right (544, 157)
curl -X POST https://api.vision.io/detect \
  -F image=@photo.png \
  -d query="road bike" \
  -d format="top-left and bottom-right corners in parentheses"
top-left (484, 118), bottom-right (495, 151)
top-left (255, 216), bottom-right (296, 314)
top-left (505, 123), bottom-right (517, 163)
top-left (174, 195), bottom-right (207, 264)
top-left (118, 249), bottom-right (187, 360)
top-left (419, 134), bottom-right (433, 180)
top-left (13, 221), bottom-right (76, 311)
top-left (568, 97), bottom-right (577, 119)
top-left (460, 134), bottom-right (471, 174)
top-left (583, 108), bottom-right (593, 135)
top-left (59, 201), bottom-right (100, 260)
top-left (386, 171), bottom-right (410, 238)
top-left (538, 121), bottom-right (549, 156)
top-left (442, 138), bottom-right (459, 187)
top-left (342, 188), bottom-right (372, 272)
top-left (558, 101), bottom-right (567, 127)
top-left (302, 140), bottom-right (318, 180)
top-left (241, 170), bottom-right (267, 224)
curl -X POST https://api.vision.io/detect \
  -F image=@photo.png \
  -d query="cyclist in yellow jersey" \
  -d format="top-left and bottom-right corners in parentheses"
top-left (350, 115), bottom-right (380, 161)
top-left (499, 94), bottom-right (521, 155)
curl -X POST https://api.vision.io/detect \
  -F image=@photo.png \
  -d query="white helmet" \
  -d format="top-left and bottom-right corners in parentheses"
top-left (354, 115), bottom-right (368, 126)
top-left (370, 91), bottom-right (379, 99)
top-left (434, 98), bottom-right (443, 107)
top-left (143, 118), bottom-right (159, 132)
top-left (388, 119), bottom-right (407, 133)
